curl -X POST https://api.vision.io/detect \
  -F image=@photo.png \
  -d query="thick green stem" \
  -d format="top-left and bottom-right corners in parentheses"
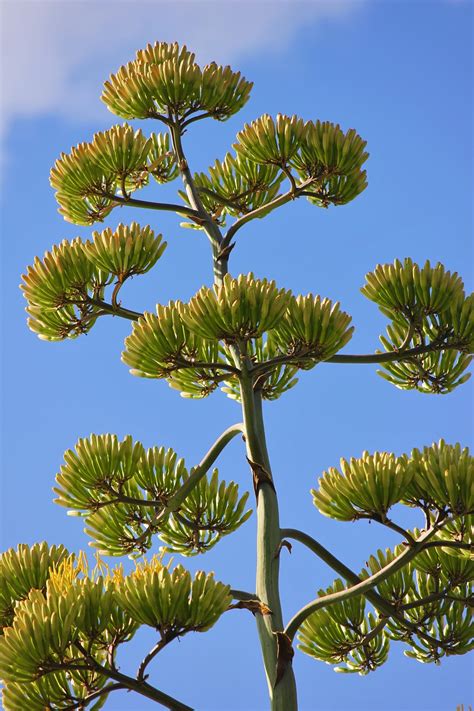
top-left (230, 589), bottom-right (259, 602)
top-left (101, 191), bottom-right (201, 221)
top-left (167, 119), bottom-right (297, 707)
top-left (167, 422), bottom-right (244, 511)
top-left (252, 342), bottom-right (464, 375)
top-left (133, 423), bottom-right (244, 547)
top-left (84, 296), bottom-right (142, 321)
top-left (104, 672), bottom-right (192, 710)
top-left (223, 178), bottom-right (315, 246)
top-left (282, 526), bottom-right (442, 641)
top-left (326, 341), bottom-right (465, 364)
top-left (74, 642), bottom-right (193, 711)
top-left (239, 376), bottom-right (298, 711)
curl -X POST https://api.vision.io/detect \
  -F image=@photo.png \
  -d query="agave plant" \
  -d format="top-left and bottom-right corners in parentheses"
top-left (2, 40), bottom-right (472, 711)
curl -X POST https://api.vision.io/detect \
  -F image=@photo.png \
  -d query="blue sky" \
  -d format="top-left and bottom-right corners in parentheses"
top-left (1, 1), bottom-right (473, 710)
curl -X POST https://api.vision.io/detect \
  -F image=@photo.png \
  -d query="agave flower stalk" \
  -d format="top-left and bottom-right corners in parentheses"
top-left (2, 41), bottom-right (472, 711)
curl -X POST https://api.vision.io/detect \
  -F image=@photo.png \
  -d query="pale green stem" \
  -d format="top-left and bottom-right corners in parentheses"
top-left (223, 178), bottom-right (314, 245)
top-left (230, 589), bottom-right (258, 602)
top-left (169, 123), bottom-right (228, 283)
top-left (167, 121), bottom-right (298, 708)
top-left (64, 683), bottom-right (125, 710)
top-left (101, 668), bottom-right (193, 710)
top-left (133, 423), bottom-right (244, 546)
top-left (85, 296), bottom-right (142, 321)
top-left (239, 375), bottom-right (298, 711)
top-left (73, 641), bottom-right (193, 710)
top-left (283, 526), bottom-right (442, 641)
top-left (166, 423), bottom-right (244, 511)
top-left (101, 191), bottom-right (201, 221)
top-left (252, 342), bottom-right (464, 375)
top-left (326, 341), bottom-right (465, 364)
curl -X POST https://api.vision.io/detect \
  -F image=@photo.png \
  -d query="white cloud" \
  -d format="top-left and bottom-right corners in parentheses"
top-left (0, 0), bottom-right (365, 151)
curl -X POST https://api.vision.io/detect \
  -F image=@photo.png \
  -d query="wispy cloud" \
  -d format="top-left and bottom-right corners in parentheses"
top-left (0, 0), bottom-right (364, 151)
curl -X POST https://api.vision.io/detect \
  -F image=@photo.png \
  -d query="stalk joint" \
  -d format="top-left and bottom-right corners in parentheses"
top-left (275, 631), bottom-right (295, 687)
top-left (274, 539), bottom-right (292, 559)
top-left (246, 456), bottom-right (276, 496)
top-left (229, 599), bottom-right (273, 616)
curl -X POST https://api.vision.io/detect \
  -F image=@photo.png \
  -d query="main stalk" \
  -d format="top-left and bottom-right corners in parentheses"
top-left (171, 124), bottom-right (297, 709)
top-left (239, 375), bottom-right (298, 710)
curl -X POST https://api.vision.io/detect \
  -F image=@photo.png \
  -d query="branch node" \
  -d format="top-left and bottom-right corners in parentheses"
top-left (274, 539), bottom-right (292, 559)
top-left (246, 456), bottom-right (276, 496)
top-left (274, 631), bottom-right (294, 687)
top-left (229, 599), bottom-right (272, 616)
top-left (216, 242), bottom-right (236, 261)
